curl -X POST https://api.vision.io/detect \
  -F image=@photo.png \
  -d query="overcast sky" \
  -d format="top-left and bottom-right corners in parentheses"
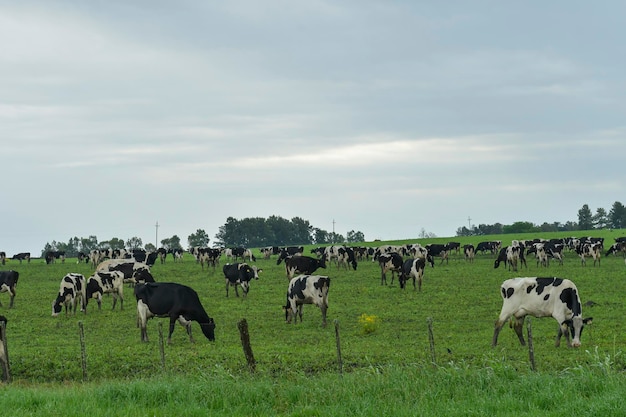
top-left (2, 1), bottom-right (625, 256)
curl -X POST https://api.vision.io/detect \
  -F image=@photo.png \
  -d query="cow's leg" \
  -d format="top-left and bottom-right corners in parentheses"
top-left (9, 288), bottom-right (15, 308)
top-left (492, 319), bottom-right (505, 347)
top-left (225, 280), bottom-right (229, 297)
top-left (136, 300), bottom-right (149, 342)
top-left (512, 317), bottom-right (526, 345)
top-left (234, 285), bottom-right (239, 298)
top-left (167, 317), bottom-right (177, 344)
top-left (112, 294), bottom-right (117, 310)
top-left (297, 305), bottom-right (303, 323)
top-left (556, 322), bottom-right (572, 347)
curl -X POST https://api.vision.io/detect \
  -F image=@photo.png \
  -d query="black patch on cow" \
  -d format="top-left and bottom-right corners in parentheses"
top-left (505, 287), bottom-right (514, 298)
top-left (543, 294), bottom-right (550, 301)
top-left (560, 287), bottom-right (582, 316)
top-left (526, 284), bottom-right (536, 294)
top-left (534, 277), bottom-right (556, 295)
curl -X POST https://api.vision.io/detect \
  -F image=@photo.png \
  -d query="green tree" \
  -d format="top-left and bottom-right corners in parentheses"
top-left (313, 228), bottom-right (329, 244)
top-left (593, 208), bottom-right (609, 229)
top-left (188, 229), bottom-right (210, 248)
top-left (145, 242), bottom-right (156, 252)
top-left (161, 235), bottom-right (182, 250)
top-left (578, 204), bottom-right (594, 230)
top-left (126, 237), bottom-right (143, 250)
top-left (609, 201), bottom-right (626, 229)
top-left (290, 217), bottom-right (313, 245)
top-left (346, 230), bottom-right (365, 243)
top-left (502, 221), bottom-right (539, 234)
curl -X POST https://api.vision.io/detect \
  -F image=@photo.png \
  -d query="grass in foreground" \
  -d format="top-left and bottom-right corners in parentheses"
top-left (1, 361), bottom-right (625, 417)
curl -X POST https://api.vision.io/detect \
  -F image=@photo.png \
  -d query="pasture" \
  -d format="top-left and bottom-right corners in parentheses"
top-left (0, 231), bottom-right (625, 414)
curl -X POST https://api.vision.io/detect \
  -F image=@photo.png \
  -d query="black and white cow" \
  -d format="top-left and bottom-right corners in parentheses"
top-left (86, 271), bottom-right (125, 311)
top-left (156, 247), bottom-right (168, 264)
top-left (463, 244), bottom-right (475, 263)
top-left (324, 245), bottom-right (357, 270)
top-left (605, 242), bottom-right (626, 257)
top-left (52, 273), bottom-right (86, 316)
top-left (76, 252), bottom-right (89, 264)
top-left (575, 242), bottom-right (602, 267)
top-left (378, 252), bottom-right (404, 286)
top-left (407, 244), bottom-right (435, 267)
top-left (197, 248), bottom-right (221, 271)
top-left (11, 253), bottom-right (30, 264)
top-left (283, 275), bottom-right (330, 327)
top-left (260, 246), bottom-right (281, 260)
top-left (222, 263), bottom-right (261, 297)
top-left (0, 270), bottom-right (19, 308)
top-left (284, 255), bottom-right (326, 280)
top-left (400, 258), bottom-right (427, 291)
top-left (169, 248), bottom-right (184, 262)
top-left (0, 252), bottom-right (4, 265)
top-left (134, 282), bottom-right (216, 343)
top-left (96, 259), bottom-right (154, 285)
top-left (494, 246), bottom-right (522, 272)
top-left (130, 250), bottom-right (158, 266)
top-left (492, 277), bottom-right (592, 348)
top-left (45, 250), bottom-right (66, 264)
top-left (425, 243), bottom-right (449, 265)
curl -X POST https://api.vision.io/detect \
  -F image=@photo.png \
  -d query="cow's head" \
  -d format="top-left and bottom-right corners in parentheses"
top-left (200, 318), bottom-right (216, 341)
top-left (564, 317), bottom-right (593, 347)
top-left (51, 298), bottom-right (63, 317)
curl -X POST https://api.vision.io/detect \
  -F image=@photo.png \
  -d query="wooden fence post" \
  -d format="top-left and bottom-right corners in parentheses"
top-left (158, 322), bottom-right (166, 370)
top-left (0, 320), bottom-right (10, 383)
top-left (238, 319), bottom-right (256, 373)
top-left (78, 321), bottom-right (87, 382)
top-left (527, 318), bottom-right (536, 371)
top-left (427, 317), bottom-right (436, 366)
top-left (334, 320), bottom-right (343, 375)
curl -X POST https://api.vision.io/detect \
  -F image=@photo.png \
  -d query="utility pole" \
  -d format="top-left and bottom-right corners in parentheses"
top-left (332, 219), bottom-right (336, 243)
top-left (467, 216), bottom-right (471, 229)
top-left (155, 221), bottom-right (159, 248)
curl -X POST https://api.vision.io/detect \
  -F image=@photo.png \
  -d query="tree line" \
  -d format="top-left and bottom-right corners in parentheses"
top-left (455, 201), bottom-right (626, 236)
top-left (39, 215), bottom-right (364, 258)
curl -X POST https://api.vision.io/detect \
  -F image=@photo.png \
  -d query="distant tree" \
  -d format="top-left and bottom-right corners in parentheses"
top-left (578, 204), bottom-right (594, 230)
top-left (313, 228), bottom-right (329, 244)
top-left (108, 238), bottom-right (126, 250)
top-left (539, 222), bottom-right (559, 233)
top-left (609, 201), bottom-right (626, 229)
top-left (328, 232), bottom-right (345, 244)
top-left (346, 230), bottom-right (365, 243)
top-left (503, 221), bottom-right (539, 234)
top-left (126, 237), bottom-right (143, 250)
top-left (145, 243), bottom-right (156, 252)
top-left (593, 208), bottom-right (609, 229)
top-left (161, 235), bottom-right (182, 250)
top-left (80, 236), bottom-right (99, 253)
top-left (188, 229), bottom-right (210, 248)
top-left (290, 217), bottom-right (314, 245)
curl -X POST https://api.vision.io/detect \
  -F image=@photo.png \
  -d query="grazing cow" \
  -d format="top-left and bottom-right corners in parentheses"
top-left (407, 244), bottom-right (435, 267)
top-left (324, 245), bottom-right (357, 270)
top-left (11, 253), bottom-right (30, 264)
top-left (156, 247), bottom-right (168, 264)
top-left (261, 246), bottom-right (280, 259)
top-left (86, 271), bottom-right (125, 311)
top-left (197, 248), bottom-right (221, 271)
top-left (494, 246), bottom-right (523, 271)
top-left (447, 241), bottom-right (461, 255)
top-left (463, 244), bottom-right (475, 263)
top-left (400, 258), bottom-right (426, 291)
top-left (576, 242), bottom-right (601, 267)
top-left (476, 241), bottom-right (500, 255)
top-left (425, 244), bottom-right (449, 265)
top-left (131, 251), bottom-right (158, 266)
top-left (76, 252), bottom-right (89, 264)
top-left (0, 270), bottom-right (19, 308)
top-left (222, 263), bottom-right (261, 297)
top-left (97, 259), bottom-right (154, 285)
top-left (605, 242), bottom-right (626, 257)
top-left (283, 275), bottom-right (330, 327)
top-left (134, 282), bottom-right (216, 343)
top-left (0, 252), bottom-right (4, 265)
top-left (45, 250), bottom-right (66, 264)
top-left (284, 255), bottom-right (326, 280)
top-left (52, 273), bottom-right (86, 316)
top-left (169, 248), bottom-right (184, 262)
top-left (492, 277), bottom-right (593, 348)
top-left (378, 252), bottom-right (404, 286)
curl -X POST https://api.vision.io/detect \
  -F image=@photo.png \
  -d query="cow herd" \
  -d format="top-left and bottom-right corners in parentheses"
top-left (0, 234), bottom-right (621, 351)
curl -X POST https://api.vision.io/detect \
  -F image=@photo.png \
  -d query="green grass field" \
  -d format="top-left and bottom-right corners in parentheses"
top-left (0, 230), bottom-right (625, 415)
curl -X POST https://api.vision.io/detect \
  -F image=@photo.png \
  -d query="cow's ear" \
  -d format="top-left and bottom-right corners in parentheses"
top-left (583, 317), bottom-right (593, 325)
top-left (258, 269), bottom-right (263, 273)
